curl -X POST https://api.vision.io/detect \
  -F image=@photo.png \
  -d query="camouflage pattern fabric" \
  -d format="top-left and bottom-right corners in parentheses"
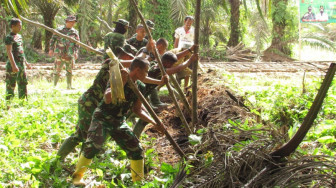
top-left (127, 36), bottom-right (148, 50)
top-left (5, 32), bottom-right (27, 100)
top-left (103, 32), bottom-right (125, 59)
top-left (65, 59), bottom-right (111, 143)
top-left (53, 57), bottom-right (73, 77)
top-left (83, 81), bottom-right (146, 160)
top-left (50, 26), bottom-right (79, 59)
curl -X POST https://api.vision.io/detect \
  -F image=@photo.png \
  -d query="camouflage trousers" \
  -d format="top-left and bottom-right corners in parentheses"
top-left (67, 93), bottom-right (100, 143)
top-left (5, 63), bottom-right (28, 100)
top-left (83, 114), bottom-right (143, 160)
top-left (53, 57), bottom-right (74, 76)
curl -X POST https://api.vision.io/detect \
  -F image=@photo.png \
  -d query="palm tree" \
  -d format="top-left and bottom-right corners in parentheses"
top-left (227, 0), bottom-right (240, 47)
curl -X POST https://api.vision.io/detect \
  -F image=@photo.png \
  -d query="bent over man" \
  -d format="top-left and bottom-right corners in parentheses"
top-left (72, 57), bottom-right (159, 186)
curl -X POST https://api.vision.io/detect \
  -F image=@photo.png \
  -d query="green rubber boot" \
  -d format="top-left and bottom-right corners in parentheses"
top-left (149, 89), bottom-right (167, 107)
top-left (66, 74), bottom-right (73, 89)
top-left (133, 120), bottom-right (149, 138)
top-left (54, 74), bottom-right (60, 87)
top-left (57, 137), bottom-right (79, 161)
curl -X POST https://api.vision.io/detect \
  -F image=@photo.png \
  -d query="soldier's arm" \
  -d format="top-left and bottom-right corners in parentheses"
top-left (143, 74), bottom-right (168, 85)
top-left (166, 53), bottom-right (198, 75)
top-left (132, 99), bottom-right (156, 125)
top-left (49, 34), bottom-right (57, 56)
top-left (5, 44), bottom-right (19, 73)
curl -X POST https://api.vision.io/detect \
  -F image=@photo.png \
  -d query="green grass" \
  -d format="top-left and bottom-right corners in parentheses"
top-left (1, 71), bottom-right (335, 187)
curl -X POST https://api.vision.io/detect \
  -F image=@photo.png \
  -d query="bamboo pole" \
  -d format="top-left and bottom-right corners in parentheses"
top-left (116, 63), bottom-right (186, 158)
top-left (129, 0), bottom-right (192, 135)
top-left (18, 15), bottom-right (104, 56)
top-left (169, 75), bottom-right (192, 115)
top-left (192, 0), bottom-right (202, 130)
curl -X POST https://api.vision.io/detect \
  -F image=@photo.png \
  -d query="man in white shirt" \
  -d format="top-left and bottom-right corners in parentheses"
top-left (174, 16), bottom-right (194, 49)
top-left (316, 6), bottom-right (328, 21)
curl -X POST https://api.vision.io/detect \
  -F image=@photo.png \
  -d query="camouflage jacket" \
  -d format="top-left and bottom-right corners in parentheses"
top-left (103, 32), bottom-right (125, 59)
top-left (5, 32), bottom-right (25, 66)
top-left (127, 36), bottom-right (148, 51)
top-left (82, 59), bottom-right (111, 106)
top-left (95, 80), bottom-right (146, 121)
top-left (50, 26), bottom-right (79, 59)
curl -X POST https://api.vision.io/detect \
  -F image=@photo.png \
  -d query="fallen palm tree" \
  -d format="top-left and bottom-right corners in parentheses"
top-left (170, 63), bottom-right (336, 187)
top-left (226, 42), bottom-right (257, 62)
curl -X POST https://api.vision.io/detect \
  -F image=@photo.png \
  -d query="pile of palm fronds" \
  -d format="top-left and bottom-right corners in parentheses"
top-left (225, 42), bottom-right (257, 62)
top-left (171, 123), bottom-right (336, 188)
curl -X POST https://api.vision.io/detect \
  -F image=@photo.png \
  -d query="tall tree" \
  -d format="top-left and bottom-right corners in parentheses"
top-left (31, 0), bottom-right (60, 53)
top-left (128, 0), bottom-right (137, 37)
top-left (227, 0), bottom-right (240, 47)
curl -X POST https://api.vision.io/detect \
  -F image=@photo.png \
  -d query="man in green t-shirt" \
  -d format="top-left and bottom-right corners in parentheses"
top-left (5, 18), bottom-right (31, 101)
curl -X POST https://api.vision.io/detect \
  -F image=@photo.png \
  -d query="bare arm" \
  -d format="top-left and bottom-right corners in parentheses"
top-left (175, 44), bottom-right (196, 60)
top-left (132, 99), bottom-right (156, 125)
top-left (143, 74), bottom-right (168, 85)
top-left (120, 60), bottom-right (133, 68)
top-left (6, 44), bottom-right (19, 73)
top-left (166, 53), bottom-right (198, 75)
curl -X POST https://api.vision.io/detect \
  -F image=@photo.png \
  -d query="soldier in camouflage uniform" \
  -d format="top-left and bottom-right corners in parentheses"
top-left (103, 19), bottom-right (130, 60)
top-left (133, 51), bottom-right (198, 137)
top-left (49, 15), bottom-right (79, 89)
top-left (127, 24), bottom-right (148, 50)
top-left (5, 18), bottom-right (31, 101)
top-left (132, 20), bottom-right (155, 41)
top-left (72, 57), bottom-right (159, 186)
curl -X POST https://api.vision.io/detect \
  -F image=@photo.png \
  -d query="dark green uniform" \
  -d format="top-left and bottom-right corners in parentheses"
top-left (103, 32), bottom-right (125, 59)
top-left (127, 36), bottom-right (148, 51)
top-left (132, 64), bottom-right (162, 137)
top-left (5, 32), bottom-right (27, 100)
top-left (83, 81), bottom-right (146, 160)
top-left (57, 59), bottom-right (111, 159)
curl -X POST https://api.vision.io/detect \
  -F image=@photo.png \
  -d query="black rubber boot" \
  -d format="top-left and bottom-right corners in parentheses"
top-left (149, 89), bottom-right (167, 107)
top-left (133, 120), bottom-right (149, 138)
top-left (54, 74), bottom-right (60, 86)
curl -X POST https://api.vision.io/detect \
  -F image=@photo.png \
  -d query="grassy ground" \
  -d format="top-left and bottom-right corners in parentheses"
top-left (0, 71), bottom-right (335, 187)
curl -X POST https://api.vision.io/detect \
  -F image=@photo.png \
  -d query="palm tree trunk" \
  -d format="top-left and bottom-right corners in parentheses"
top-left (128, 0), bottom-right (138, 38)
top-left (263, 0), bottom-right (292, 61)
top-left (227, 0), bottom-right (240, 47)
top-left (0, 7), bottom-right (7, 40)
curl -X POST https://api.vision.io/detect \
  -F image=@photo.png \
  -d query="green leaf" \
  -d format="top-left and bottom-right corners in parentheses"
top-left (317, 136), bottom-right (336, 144)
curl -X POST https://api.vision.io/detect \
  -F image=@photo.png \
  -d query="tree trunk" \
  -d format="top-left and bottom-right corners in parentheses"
top-left (32, 29), bottom-right (42, 49)
top-left (128, 0), bottom-right (138, 38)
top-left (263, 0), bottom-right (293, 61)
top-left (0, 7), bottom-right (7, 40)
top-left (227, 0), bottom-right (240, 47)
top-left (35, 0), bottom-right (60, 53)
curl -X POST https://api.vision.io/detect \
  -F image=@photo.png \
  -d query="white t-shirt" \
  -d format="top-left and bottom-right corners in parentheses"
top-left (316, 12), bottom-right (328, 21)
top-left (174, 26), bottom-right (194, 49)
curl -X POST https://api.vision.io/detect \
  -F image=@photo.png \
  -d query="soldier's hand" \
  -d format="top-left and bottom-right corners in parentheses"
top-left (153, 122), bottom-right (165, 135)
top-left (12, 65), bottom-right (19, 73)
top-left (48, 50), bottom-right (54, 57)
top-left (26, 63), bottom-right (32, 69)
top-left (161, 74), bottom-right (169, 85)
top-left (104, 88), bottom-right (112, 104)
top-left (74, 53), bottom-right (78, 60)
top-left (189, 44), bottom-right (198, 53)
top-left (190, 53), bottom-right (199, 62)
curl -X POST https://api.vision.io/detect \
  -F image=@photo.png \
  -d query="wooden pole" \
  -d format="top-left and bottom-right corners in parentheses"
top-left (192, 0), bottom-right (202, 130)
top-left (129, 0), bottom-right (193, 135)
top-left (19, 15), bottom-right (104, 56)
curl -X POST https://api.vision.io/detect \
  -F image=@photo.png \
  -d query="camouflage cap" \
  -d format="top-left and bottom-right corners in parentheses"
top-left (145, 20), bottom-right (155, 30)
top-left (65, 15), bottom-right (77, 22)
top-left (113, 19), bottom-right (131, 28)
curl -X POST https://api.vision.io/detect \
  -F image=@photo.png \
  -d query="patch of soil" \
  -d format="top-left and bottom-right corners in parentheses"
top-left (143, 69), bottom-right (256, 166)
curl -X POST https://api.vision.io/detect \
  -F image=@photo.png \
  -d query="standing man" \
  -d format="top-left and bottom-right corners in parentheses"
top-left (5, 18), bottom-right (31, 101)
top-left (49, 15), bottom-right (79, 89)
top-left (127, 24), bottom-right (148, 50)
top-left (174, 16), bottom-right (194, 49)
top-left (104, 19), bottom-right (131, 59)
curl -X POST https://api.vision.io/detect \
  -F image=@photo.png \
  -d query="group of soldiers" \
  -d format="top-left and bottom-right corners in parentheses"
top-left (5, 15), bottom-right (197, 185)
